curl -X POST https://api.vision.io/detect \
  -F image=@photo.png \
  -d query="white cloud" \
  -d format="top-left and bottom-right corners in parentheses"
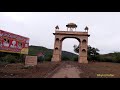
top-left (0, 12), bottom-right (120, 54)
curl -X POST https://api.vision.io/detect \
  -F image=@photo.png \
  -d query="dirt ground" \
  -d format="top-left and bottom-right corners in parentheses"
top-left (0, 62), bottom-right (61, 78)
top-left (78, 62), bottom-right (120, 78)
top-left (50, 61), bottom-right (82, 78)
top-left (0, 61), bottom-right (120, 78)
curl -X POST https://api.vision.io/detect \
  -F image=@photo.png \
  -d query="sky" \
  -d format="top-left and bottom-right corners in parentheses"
top-left (0, 12), bottom-right (120, 54)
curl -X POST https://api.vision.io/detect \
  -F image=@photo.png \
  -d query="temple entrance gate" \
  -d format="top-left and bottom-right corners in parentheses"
top-left (51, 23), bottom-right (90, 63)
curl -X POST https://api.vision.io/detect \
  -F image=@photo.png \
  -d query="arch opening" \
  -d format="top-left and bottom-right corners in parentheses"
top-left (54, 47), bottom-right (59, 54)
top-left (52, 24), bottom-right (89, 63)
top-left (82, 39), bottom-right (87, 46)
top-left (55, 47), bottom-right (58, 50)
top-left (61, 37), bottom-right (80, 42)
top-left (82, 49), bottom-right (86, 52)
top-left (61, 38), bottom-right (80, 61)
top-left (56, 38), bottom-right (59, 41)
top-left (82, 49), bottom-right (86, 56)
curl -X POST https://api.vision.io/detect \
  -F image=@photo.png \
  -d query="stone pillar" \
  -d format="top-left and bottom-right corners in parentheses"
top-left (78, 42), bottom-right (82, 63)
top-left (59, 40), bottom-right (62, 61)
top-left (78, 38), bottom-right (88, 63)
top-left (51, 36), bottom-right (61, 62)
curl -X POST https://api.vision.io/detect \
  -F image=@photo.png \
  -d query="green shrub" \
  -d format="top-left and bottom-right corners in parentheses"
top-left (0, 52), bottom-right (24, 63)
top-left (73, 56), bottom-right (78, 61)
top-left (87, 55), bottom-right (100, 62)
top-left (0, 60), bottom-right (8, 65)
top-left (2, 54), bottom-right (16, 63)
top-left (38, 56), bottom-right (44, 62)
top-left (99, 54), bottom-right (120, 63)
top-left (99, 56), bottom-right (113, 62)
top-left (62, 56), bottom-right (69, 61)
top-left (45, 54), bottom-right (52, 61)
top-left (112, 56), bottom-right (120, 63)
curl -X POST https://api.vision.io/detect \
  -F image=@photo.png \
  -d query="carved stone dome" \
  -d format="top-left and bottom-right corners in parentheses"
top-left (66, 23), bottom-right (77, 28)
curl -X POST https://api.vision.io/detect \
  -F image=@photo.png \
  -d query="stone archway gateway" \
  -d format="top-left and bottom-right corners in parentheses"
top-left (52, 23), bottom-right (90, 63)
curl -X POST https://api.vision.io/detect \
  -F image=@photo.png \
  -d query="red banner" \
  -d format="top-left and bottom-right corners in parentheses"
top-left (0, 30), bottom-right (29, 54)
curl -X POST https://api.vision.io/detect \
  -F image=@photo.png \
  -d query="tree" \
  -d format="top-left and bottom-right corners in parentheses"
top-left (73, 45), bottom-right (79, 53)
top-left (73, 45), bottom-right (100, 61)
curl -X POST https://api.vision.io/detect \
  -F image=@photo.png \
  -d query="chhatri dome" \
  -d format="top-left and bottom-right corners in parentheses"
top-left (66, 23), bottom-right (77, 31)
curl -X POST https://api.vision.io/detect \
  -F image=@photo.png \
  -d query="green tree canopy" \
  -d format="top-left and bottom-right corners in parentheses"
top-left (73, 45), bottom-right (100, 61)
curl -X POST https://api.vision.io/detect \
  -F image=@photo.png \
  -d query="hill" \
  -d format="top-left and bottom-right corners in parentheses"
top-left (99, 52), bottom-right (120, 63)
top-left (28, 45), bottom-right (78, 61)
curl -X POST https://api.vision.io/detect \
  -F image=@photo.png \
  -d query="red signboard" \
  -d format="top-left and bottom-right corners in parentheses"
top-left (0, 29), bottom-right (29, 54)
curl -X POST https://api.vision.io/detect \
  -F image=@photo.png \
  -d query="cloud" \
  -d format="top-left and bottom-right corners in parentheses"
top-left (0, 12), bottom-right (120, 54)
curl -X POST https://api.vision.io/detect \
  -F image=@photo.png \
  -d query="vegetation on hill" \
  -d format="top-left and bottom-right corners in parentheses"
top-left (0, 45), bottom-right (120, 63)
top-left (0, 45), bottom-right (77, 63)
top-left (74, 45), bottom-right (100, 61)
top-left (100, 52), bottom-right (120, 63)
top-left (28, 45), bottom-right (77, 61)
top-left (0, 52), bottom-right (23, 64)
top-left (74, 45), bottom-right (120, 63)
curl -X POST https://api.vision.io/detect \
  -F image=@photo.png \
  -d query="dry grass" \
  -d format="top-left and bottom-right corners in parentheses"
top-left (0, 61), bottom-right (120, 78)
top-left (0, 61), bottom-right (61, 78)
top-left (79, 62), bottom-right (120, 78)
